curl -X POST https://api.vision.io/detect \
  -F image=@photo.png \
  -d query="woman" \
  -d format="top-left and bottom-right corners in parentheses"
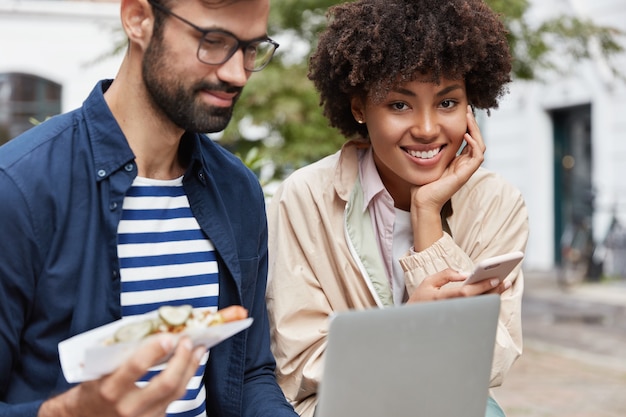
top-left (266, 0), bottom-right (528, 416)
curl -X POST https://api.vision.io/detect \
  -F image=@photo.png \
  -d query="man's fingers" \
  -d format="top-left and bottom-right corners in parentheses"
top-left (100, 334), bottom-right (177, 398)
top-left (140, 337), bottom-right (205, 407)
top-left (107, 337), bottom-right (204, 417)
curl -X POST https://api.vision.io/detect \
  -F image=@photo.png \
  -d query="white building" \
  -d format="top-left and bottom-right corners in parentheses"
top-left (2, 0), bottom-right (626, 273)
top-left (0, 1), bottom-right (122, 140)
top-left (481, 0), bottom-right (626, 273)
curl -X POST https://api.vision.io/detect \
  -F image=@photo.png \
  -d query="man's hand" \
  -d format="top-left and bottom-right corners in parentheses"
top-left (39, 335), bottom-right (205, 417)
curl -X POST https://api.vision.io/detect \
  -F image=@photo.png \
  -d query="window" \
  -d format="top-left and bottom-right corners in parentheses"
top-left (0, 73), bottom-right (62, 145)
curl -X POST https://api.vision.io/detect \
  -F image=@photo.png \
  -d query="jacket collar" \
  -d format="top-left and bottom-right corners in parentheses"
top-left (334, 141), bottom-right (369, 202)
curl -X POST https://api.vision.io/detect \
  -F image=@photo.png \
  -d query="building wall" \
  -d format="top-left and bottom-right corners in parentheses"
top-left (0, 1), bottom-right (122, 113)
top-left (480, 0), bottom-right (626, 270)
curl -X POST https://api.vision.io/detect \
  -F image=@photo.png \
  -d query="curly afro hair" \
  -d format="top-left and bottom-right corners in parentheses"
top-left (308, 0), bottom-right (512, 140)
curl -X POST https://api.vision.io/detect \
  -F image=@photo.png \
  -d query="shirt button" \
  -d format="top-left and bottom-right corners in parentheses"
top-left (124, 163), bottom-right (134, 172)
top-left (97, 169), bottom-right (106, 178)
top-left (109, 202), bottom-right (118, 210)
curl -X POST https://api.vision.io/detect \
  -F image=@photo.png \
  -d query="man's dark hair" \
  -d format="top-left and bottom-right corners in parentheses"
top-left (308, 0), bottom-right (512, 139)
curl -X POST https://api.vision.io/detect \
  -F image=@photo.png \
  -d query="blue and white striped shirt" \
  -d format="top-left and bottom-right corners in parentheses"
top-left (118, 176), bottom-right (218, 417)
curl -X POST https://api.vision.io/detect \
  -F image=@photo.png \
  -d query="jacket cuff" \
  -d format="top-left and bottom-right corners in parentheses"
top-left (400, 233), bottom-right (470, 275)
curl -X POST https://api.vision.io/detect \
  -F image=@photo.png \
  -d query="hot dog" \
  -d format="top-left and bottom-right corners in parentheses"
top-left (109, 305), bottom-right (249, 344)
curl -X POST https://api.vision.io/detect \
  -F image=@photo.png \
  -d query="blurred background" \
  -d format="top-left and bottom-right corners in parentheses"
top-left (1, 0), bottom-right (626, 277)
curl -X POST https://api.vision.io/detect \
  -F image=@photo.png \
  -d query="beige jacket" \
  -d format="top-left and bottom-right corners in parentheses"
top-left (266, 142), bottom-right (528, 417)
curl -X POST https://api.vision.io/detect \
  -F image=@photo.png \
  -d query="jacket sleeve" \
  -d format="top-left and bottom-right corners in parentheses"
top-left (399, 171), bottom-right (528, 387)
top-left (240, 185), bottom-right (299, 417)
top-left (0, 171), bottom-right (43, 417)
top-left (265, 178), bottom-right (342, 417)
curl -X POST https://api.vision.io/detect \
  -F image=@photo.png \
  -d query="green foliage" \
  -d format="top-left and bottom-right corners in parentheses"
top-left (221, 59), bottom-right (344, 178)
top-left (29, 116), bottom-right (51, 125)
top-left (268, 0), bottom-right (338, 42)
top-left (487, 0), bottom-right (528, 19)
top-left (500, 6), bottom-right (625, 80)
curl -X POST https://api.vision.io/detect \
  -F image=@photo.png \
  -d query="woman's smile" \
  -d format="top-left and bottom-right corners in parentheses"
top-left (402, 144), bottom-right (446, 165)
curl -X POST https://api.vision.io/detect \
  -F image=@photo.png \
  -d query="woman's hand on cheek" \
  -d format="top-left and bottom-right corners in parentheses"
top-left (441, 105), bottom-right (485, 186)
top-left (410, 106), bottom-right (485, 211)
top-left (408, 106), bottom-right (486, 251)
top-left (465, 105), bottom-right (486, 152)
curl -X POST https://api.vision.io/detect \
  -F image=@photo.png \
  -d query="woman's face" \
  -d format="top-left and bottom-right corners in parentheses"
top-left (351, 77), bottom-right (469, 201)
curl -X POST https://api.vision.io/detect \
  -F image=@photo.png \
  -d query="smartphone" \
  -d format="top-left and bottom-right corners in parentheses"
top-left (462, 251), bottom-right (524, 286)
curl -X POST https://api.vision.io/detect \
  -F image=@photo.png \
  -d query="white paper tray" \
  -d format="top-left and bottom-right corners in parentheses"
top-left (58, 312), bottom-right (253, 383)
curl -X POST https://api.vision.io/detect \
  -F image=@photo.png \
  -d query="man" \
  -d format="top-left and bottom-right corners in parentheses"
top-left (0, 0), bottom-right (297, 416)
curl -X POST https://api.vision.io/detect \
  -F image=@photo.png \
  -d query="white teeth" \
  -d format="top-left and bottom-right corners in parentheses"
top-left (408, 147), bottom-right (440, 159)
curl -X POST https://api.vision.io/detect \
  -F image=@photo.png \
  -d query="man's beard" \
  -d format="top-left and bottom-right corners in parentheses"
top-left (142, 37), bottom-right (242, 133)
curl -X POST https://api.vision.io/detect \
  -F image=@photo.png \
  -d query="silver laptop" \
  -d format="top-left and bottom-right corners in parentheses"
top-left (316, 294), bottom-right (501, 417)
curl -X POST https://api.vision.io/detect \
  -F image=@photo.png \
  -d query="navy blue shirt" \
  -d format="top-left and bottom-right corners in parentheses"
top-left (0, 80), bottom-right (296, 417)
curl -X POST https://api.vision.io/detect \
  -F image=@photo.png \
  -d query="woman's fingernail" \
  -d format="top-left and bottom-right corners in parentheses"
top-left (503, 280), bottom-right (512, 290)
top-left (490, 278), bottom-right (500, 287)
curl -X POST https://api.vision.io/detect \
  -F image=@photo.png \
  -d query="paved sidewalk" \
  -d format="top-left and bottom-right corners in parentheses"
top-left (494, 270), bottom-right (626, 417)
top-left (495, 342), bottom-right (626, 417)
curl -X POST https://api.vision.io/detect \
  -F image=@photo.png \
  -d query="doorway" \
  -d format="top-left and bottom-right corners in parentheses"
top-left (552, 104), bottom-right (593, 264)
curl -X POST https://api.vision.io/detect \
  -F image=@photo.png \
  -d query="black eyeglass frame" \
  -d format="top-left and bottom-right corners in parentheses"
top-left (148, 0), bottom-right (279, 72)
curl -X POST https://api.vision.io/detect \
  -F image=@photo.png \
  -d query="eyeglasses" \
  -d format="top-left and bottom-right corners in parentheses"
top-left (148, 0), bottom-right (279, 72)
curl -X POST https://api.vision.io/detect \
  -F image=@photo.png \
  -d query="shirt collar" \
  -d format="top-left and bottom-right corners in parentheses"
top-left (358, 147), bottom-right (390, 213)
top-left (84, 79), bottom-right (136, 181)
